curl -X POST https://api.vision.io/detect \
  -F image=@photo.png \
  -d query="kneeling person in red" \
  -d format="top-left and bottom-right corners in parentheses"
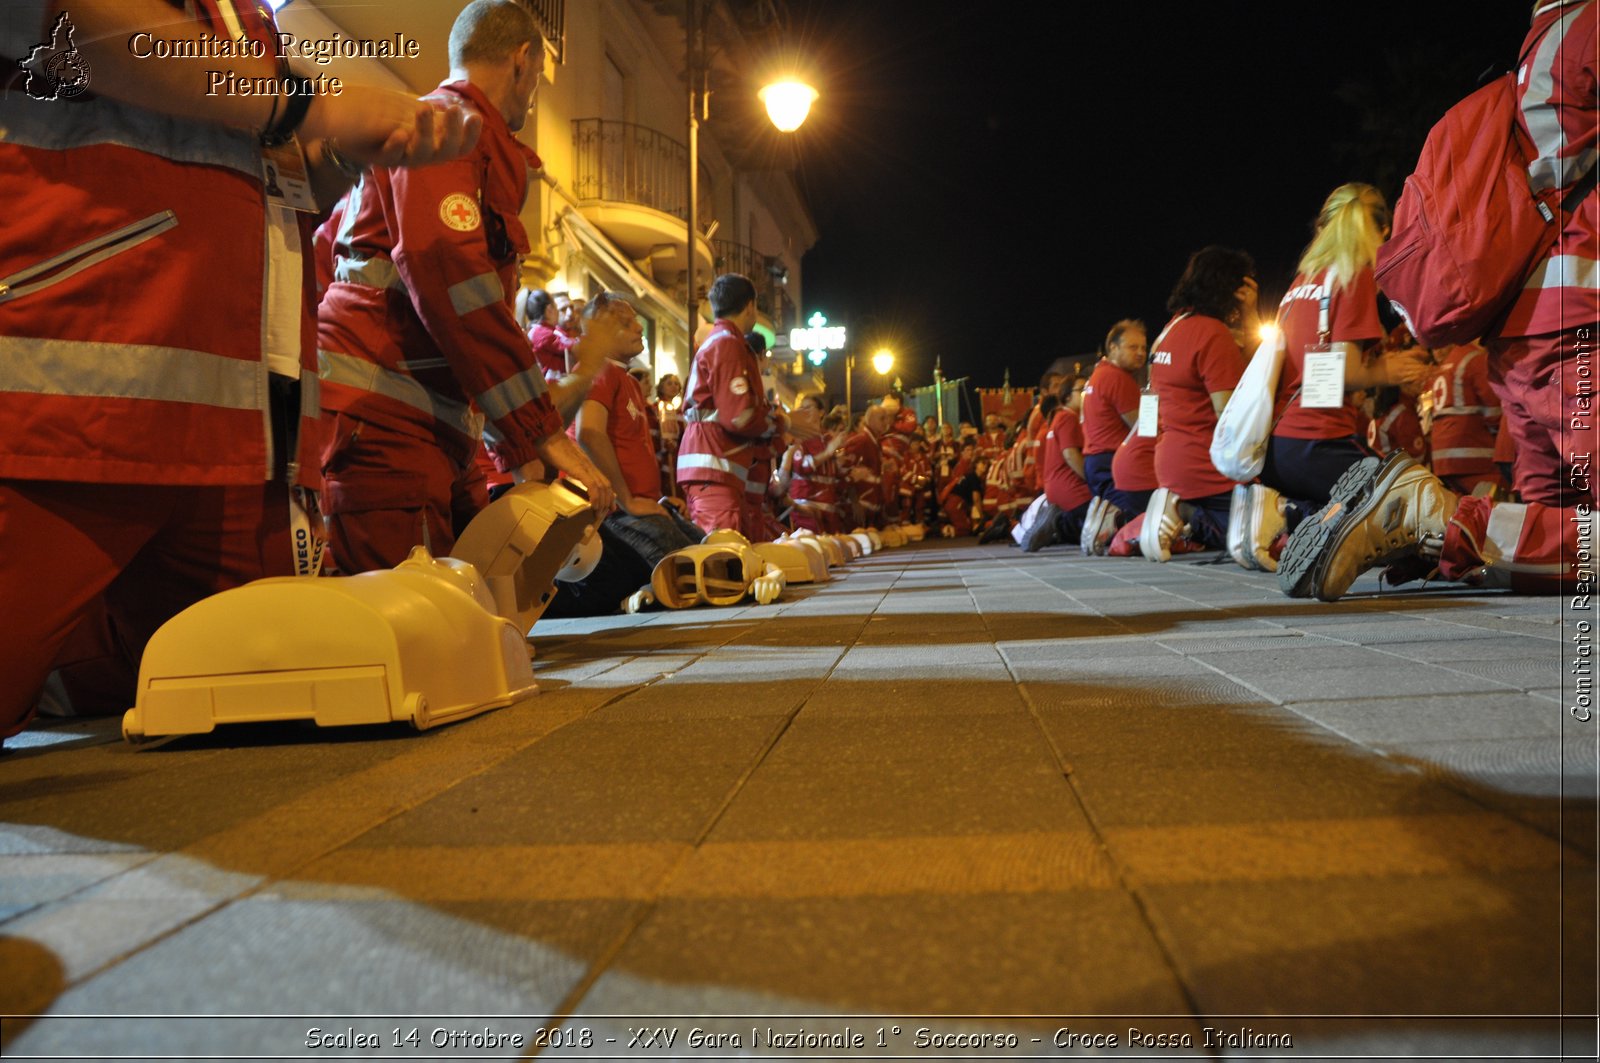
top-left (551, 292), bottom-right (704, 615)
top-left (1021, 376), bottom-right (1093, 552)
top-left (317, 2), bottom-right (613, 573)
top-left (676, 274), bottom-right (819, 532)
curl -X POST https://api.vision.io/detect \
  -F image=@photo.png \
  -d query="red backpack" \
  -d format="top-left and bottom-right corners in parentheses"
top-left (1375, 72), bottom-right (1564, 348)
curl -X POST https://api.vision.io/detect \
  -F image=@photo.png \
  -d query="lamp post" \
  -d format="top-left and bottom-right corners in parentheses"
top-left (684, 3), bottom-right (815, 350)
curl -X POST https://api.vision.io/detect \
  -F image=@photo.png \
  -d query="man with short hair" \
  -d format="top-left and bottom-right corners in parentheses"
top-left (838, 404), bottom-right (891, 528)
top-left (676, 273), bottom-right (819, 534)
top-left (553, 292), bottom-right (702, 614)
top-left (317, 0), bottom-right (615, 573)
top-left (1079, 319), bottom-right (1151, 550)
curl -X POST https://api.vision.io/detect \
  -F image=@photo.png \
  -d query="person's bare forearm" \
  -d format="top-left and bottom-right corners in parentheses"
top-left (578, 424), bottom-right (633, 507)
top-left (55, 0), bottom-right (282, 132)
top-left (49, 0), bottom-right (479, 169)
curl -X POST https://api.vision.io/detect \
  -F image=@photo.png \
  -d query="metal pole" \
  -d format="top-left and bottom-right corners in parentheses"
top-left (685, 0), bottom-right (698, 347)
top-left (933, 357), bottom-right (944, 428)
top-left (844, 352), bottom-right (853, 422)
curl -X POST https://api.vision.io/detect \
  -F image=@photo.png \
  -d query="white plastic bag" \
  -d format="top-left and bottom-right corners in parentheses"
top-left (1210, 329), bottom-right (1286, 482)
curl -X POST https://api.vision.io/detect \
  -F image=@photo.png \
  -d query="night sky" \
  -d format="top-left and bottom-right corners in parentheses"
top-left (781, 2), bottom-right (1536, 396)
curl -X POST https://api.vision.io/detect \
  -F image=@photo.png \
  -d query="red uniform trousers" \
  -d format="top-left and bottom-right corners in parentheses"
top-left (1487, 332), bottom-right (1595, 507)
top-left (1433, 330), bottom-right (1598, 593)
top-left (683, 481), bottom-right (745, 534)
top-left (319, 413), bottom-right (489, 574)
top-left (0, 479), bottom-right (294, 735)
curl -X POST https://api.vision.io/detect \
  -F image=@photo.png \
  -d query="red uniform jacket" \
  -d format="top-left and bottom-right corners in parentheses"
top-left (317, 80), bottom-right (561, 470)
top-left (676, 321), bottom-right (781, 493)
top-left (1500, 0), bottom-right (1598, 338)
top-left (527, 322), bottom-right (572, 378)
top-left (1429, 344), bottom-right (1502, 473)
top-left (839, 425), bottom-right (884, 517)
top-left (791, 434), bottom-right (840, 511)
top-left (0, 0), bottom-right (318, 487)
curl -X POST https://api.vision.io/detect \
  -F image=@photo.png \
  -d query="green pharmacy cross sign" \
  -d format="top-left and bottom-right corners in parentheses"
top-left (790, 311), bottom-right (846, 367)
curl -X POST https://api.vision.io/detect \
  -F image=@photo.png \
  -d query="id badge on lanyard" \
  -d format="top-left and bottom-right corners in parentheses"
top-left (1137, 390), bottom-right (1159, 437)
top-left (262, 139), bottom-right (319, 213)
top-left (1299, 293), bottom-right (1345, 409)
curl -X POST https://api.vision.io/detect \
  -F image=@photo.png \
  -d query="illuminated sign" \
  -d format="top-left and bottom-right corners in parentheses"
top-left (789, 311), bottom-right (846, 364)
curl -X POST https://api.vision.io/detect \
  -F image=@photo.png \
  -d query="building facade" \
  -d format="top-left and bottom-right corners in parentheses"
top-left (280, 0), bottom-right (817, 387)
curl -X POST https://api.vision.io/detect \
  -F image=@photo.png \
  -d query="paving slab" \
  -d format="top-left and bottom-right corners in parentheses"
top-left (0, 537), bottom-right (1593, 1061)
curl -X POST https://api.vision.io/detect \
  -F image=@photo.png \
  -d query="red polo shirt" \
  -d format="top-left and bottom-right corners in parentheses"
top-left (1082, 359), bottom-right (1140, 455)
top-left (1150, 313), bottom-right (1244, 499)
top-left (1040, 407), bottom-right (1091, 511)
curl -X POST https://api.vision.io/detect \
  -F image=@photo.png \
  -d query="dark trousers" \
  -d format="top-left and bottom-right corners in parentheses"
top-left (1052, 499), bottom-right (1092, 543)
top-left (546, 508), bottom-right (703, 617)
top-left (1262, 434), bottom-right (1370, 531)
top-left (1084, 452), bottom-right (1150, 517)
top-left (1182, 490), bottom-right (1234, 550)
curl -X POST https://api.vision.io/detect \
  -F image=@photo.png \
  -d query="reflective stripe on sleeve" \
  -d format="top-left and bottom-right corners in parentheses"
top-left (0, 336), bottom-right (261, 410)
top-left (476, 367), bottom-right (549, 423)
top-left (1433, 447), bottom-right (1497, 461)
top-left (1522, 6), bottom-right (1597, 193)
top-left (448, 271), bottom-right (506, 318)
top-left (318, 348), bottom-right (477, 436)
top-left (1522, 254), bottom-right (1600, 292)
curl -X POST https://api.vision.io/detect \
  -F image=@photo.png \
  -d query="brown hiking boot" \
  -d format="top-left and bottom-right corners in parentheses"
top-left (1278, 454), bottom-right (1458, 602)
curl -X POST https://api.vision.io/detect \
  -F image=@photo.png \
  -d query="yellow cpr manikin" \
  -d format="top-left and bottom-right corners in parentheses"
top-left (122, 482), bottom-right (600, 743)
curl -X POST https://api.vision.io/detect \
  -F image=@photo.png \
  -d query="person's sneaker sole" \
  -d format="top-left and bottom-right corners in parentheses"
top-left (1247, 484), bottom-right (1282, 573)
top-left (1020, 502), bottom-right (1062, 553)
top-left (1276, 454), bottom-right (1391, 598)
top-left (1140, 487), bottom-right (1177, 563)
top-left (1079, 497), bottom-right (1106, 555)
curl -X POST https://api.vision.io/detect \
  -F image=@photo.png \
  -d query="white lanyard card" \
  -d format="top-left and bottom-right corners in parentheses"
top-left (1137, 392), bottom-right (1159, 437)
top-left (1300, 345), bottom-right (1346, 408)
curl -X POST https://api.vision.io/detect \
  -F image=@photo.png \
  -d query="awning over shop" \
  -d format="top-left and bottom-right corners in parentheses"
top-left (557, 208), bottom-right (685, 339)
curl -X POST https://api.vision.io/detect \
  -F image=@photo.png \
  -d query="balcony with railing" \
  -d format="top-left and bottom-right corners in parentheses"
top-left (571, 118), bottom-right (714, 285)
top-left (712, 239), bottom-right (796, 332)
top-left (522, 0), bottom-right (565, 62)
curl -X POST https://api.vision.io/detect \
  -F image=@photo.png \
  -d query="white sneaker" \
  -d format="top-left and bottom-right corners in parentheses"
top-left (1247, 484), bottom-right (1286, 573)
top-left (1079, 496), bottom-right (1122, 556)
top-left (1227, 485), bottom-right (1258, 570)
top-left (1139, 488), bottom-right (1182, 563)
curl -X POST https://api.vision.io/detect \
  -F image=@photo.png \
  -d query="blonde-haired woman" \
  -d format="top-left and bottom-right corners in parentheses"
top-left (1243, 183), bottom-right (1427, 588)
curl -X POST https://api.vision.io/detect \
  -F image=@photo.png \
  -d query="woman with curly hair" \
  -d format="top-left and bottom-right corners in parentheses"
top-left (1140, 245), bottom-right (1260, 560)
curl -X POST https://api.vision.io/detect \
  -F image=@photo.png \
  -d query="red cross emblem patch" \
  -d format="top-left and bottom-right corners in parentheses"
top-left (439, 193), bottom-right (481, 232)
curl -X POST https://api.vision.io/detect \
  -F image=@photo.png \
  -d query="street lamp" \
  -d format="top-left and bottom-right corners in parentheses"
top-left (685, 4), bottom-right (816, 352)
top-left (872, 348), bottom-right (895, 376)
top-left (759, 80), bottom-right (818, 132)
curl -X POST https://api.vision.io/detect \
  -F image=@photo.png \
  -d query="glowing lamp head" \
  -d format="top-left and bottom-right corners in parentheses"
top-left (871, 349), bottom-right (895, 375)
top-left (760, 80), bottom-right (819, 132)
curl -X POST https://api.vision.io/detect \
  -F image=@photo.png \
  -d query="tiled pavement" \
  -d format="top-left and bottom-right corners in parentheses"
top-left (1, 540), bottom-right (1595, 1060)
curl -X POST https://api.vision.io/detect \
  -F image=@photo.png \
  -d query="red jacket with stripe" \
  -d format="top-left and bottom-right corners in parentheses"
top-left (1500, 0), bottom-right (1598, 338)
top-left (0, 0), bottom-right (318, 487)
top-left (676, 321), bottom-right (782, 491)
top-left (1428, 344), bottom-right (1501, 472)
top-left (317, 80), bottom-right (561, 469)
